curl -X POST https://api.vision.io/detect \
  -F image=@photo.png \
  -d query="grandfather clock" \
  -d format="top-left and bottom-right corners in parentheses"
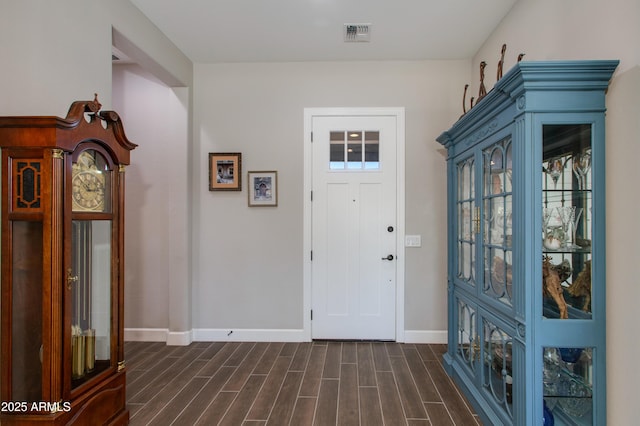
top-left (0, 96), bottom-right (136, 425)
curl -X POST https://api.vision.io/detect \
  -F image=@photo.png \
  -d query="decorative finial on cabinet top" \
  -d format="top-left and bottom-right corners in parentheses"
top-left (477, 61), bottom-right (487, 102)
top-left (87, 93), bottom-right (102, 113)
top-left (497, 44), bottom-right (507, 81)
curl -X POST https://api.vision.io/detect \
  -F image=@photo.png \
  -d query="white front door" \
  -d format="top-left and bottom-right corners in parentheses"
top-left (310, 113), bottom-right (399, 340)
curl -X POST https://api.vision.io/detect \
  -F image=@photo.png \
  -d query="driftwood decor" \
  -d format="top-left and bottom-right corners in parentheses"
top-left (496, 44), bottom-right (507, 81)
top-left (462, 84), bottom-right (469, 115)
top-left (460, 44), bottom-right (527, 116)
top-left (542, 256), bottom-right (591, 317)
top-left (477, 61), bottom-right (488, 102)
top-left (567, 260), bottom-right (592, 311)
top-left (543, 256), bottom-right (569, 319)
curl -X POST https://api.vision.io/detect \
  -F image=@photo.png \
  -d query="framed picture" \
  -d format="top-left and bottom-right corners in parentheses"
top-left (209, 153), bottom-right (241, 191)
top-left (248, 171), bottom-right (278, 206)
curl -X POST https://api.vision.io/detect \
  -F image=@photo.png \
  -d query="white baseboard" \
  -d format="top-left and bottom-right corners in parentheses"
top-left (403, 330), bottom-right (448, 344)
top-left (124, 328), bottom-right (193, 346)
top-left (125, 327), bottom-right (447, 345)
top-left (167, 330), bottom-right (193, 346)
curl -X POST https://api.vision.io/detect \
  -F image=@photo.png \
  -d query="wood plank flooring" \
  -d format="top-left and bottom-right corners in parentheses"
top-left (125, 341), bottom-right (481, 426)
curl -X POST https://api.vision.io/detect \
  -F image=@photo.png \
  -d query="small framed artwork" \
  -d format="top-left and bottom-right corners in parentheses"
top-left (209, 152), bottom-right (241, 191)
top-left (248, 171), bottom-right (278, 207)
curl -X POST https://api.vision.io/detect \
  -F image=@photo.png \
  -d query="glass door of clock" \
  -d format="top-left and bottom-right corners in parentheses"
top-left (68, 146), bottom-right (115, 390)
top-left (69, 220), bottom-right (112, 387)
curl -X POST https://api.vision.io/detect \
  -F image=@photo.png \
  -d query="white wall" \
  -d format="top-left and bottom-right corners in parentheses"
top-left (472, 1), bottom-right (640, 424)
top-left (113, 65), bottom-right (191, 343)
top-left (0, 0), bottom-right (193, 342)
top-left (0, 0), bottom-right (192, 114)
top-left (0, 0), bottom-right (112, 115)
top-left (192, 60), bottom-right (468, 338)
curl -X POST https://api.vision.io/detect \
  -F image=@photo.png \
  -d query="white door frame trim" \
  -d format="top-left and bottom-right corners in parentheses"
top-left (303, 107), bottom-right (406, 342)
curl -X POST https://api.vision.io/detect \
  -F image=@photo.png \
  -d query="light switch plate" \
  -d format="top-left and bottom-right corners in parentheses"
top-left (405, 235), bottom-right (422, 247)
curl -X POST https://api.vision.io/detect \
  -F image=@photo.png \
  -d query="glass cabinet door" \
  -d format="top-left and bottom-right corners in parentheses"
top-left (541, 124), bottom-right (595, 424)
top-left (543, 345), bottom-right (594, 424)
top-left (483, 318), bottom-right (514, 422)
top-left (456, 298), bottom-right (478, 373)
top-left (456, 156), bottom-right (476, 287)
top-left (483, 137), bottom-right (513, 308)
top-left (69, 148), bottom-right (114, 389)
top-left (542, 124), bottom-right (592, 320)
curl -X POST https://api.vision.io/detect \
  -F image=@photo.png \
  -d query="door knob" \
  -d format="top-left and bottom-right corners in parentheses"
top-left (381, 254), bottom-right (394, 261)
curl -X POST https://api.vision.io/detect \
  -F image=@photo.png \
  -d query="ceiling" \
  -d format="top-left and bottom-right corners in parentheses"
top-left (128, 0), bottom-right (517, 64)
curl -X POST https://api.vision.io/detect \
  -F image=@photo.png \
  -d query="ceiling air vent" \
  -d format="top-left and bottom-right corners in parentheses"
top-left (344, 24), bottom-right (371, 42)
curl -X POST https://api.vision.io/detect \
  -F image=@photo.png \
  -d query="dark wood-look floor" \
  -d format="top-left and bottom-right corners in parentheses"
top-left (125, 341), bottom-right (481, 426)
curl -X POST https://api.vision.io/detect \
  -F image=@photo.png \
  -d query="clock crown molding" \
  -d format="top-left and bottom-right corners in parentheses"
top-left (0, 94), bottom-right (137, 163)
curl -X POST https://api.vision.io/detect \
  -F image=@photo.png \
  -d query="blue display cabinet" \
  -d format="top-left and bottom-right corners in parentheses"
top-left (437, 60), bottom-right (618, 425)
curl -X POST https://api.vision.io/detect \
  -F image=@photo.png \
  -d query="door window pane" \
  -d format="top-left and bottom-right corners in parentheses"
top-left (330, 130), bottom-right (379, 170)
top-left (330, 131), bottom-right (345, 169)
top-left (364, 131), bottom-right (380, 169)
top-left (347, 131), bottom-right (362, 169)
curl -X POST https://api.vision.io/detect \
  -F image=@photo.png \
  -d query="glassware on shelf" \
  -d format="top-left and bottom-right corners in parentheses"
top-left (558, 206), bottom-right (573, 246)
top-left (569, 207), bottom-right (583, 249)
top-left (556, 370), bottom-right (593, 419)
top-left (559, 347), bottom-right (583, 364)
top-left (558, 206), bottom-right (583, 249)
top-left (544, 158), bottom-right (565, 189)
top-left (543, 207), bottom-right (565, 250)
top-left (543, 347), bottom-right (561, 394)
top-left (544, 346), bottom-right (593, 420)
top-left (558, 206), bottom-right (582, 249)
top-left (572, 150), bottom-right (591, 190)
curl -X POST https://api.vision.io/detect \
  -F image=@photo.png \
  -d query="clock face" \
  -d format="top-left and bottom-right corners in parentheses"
top-left (72, 150), bottom-right (110, 212)
top-left (72, 171), bottom-right (105, 211)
